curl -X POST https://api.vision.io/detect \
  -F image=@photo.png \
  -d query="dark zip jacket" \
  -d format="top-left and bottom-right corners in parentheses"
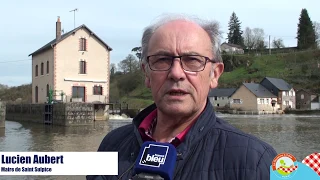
top-left (87, 100), bottom-right (277, 180)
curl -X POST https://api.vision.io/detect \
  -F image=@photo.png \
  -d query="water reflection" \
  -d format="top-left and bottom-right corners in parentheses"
top-left (219, 114), bottom-right (320, 161)
top-left (0, 114), bottom-right (320, 179)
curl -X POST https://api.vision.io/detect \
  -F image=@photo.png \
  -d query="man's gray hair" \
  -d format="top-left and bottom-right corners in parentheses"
top-left (140, 13), bottom-right (223, 65)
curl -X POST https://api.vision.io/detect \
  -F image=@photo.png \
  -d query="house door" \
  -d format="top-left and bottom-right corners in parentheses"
top-left (72, 86), bottom-right (85, 102)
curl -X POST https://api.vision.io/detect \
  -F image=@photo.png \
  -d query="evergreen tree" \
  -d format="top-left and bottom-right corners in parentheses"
top-left (227, 12), bottom-right (244, 46)
top-left (297, 8), bottom-right (316, 49)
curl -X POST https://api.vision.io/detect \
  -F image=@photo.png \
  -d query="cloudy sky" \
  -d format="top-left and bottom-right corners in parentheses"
top-left (0, 0), bottom-right (319, 87)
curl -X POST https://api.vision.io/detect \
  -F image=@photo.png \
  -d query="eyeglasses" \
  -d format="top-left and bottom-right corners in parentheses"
top-left (146, 55), bottom-right (216, 72)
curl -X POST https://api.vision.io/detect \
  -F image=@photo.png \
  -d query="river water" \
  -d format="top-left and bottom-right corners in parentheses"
top-left (0, 113), bottom-right (320, 179)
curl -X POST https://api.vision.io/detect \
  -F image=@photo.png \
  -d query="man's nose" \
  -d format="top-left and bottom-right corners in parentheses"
top-left (167, 58), bottom-right (186, 81)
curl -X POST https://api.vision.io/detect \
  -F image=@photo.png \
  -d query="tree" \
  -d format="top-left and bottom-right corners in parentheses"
top-left (118, 54), bottom-right (140, 74)
top-left (297, 8), bottom-right (316, 49)
top-left (243, 27), bottom-right (266, 51)
top-left (252, 28), bottom-right (265, 50)
top-left (227, 12), bottom-right (244, 46)
top-left (272, 38), bottom-right (285, 48)
top-left (243, 27), bottom-right (255, 50)
top-left (132, 47), bottom-right (142, 60)
top-left (256, 40), bottom-right (267, 51)
top-left (110, 63), bottom-right (116, 76)
top-left (314, 21), bottom-right (320, 48)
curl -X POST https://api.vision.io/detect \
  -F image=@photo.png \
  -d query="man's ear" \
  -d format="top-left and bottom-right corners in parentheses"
top-left (210, 63), bottom-right (224, 89)
top-left (141, 63), bottom-right (151, 88)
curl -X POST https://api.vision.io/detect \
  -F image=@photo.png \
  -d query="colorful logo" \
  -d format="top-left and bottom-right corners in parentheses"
top-left (271, 152), bottom-right (298, 179)
top-left (302, 152), bottom-right (320, 176)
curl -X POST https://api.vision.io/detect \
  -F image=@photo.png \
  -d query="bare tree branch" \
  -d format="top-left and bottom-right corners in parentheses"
top-left (272, 38), bottom-right (285, 48)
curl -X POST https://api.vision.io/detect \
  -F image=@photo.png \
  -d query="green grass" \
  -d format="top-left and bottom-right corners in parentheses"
top-left (111, 50), bottom-right (320, 109)
top-left (219, 50), bottom-right (320, 93)
top-left (120, 96), bottom-right (154, 109)
top-left (129, 85), bottom-right (152, 99)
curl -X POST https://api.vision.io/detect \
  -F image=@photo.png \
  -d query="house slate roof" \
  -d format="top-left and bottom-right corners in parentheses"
top-left (311, 96), bottom-right (319, 103)
top-left (221, 42), bottom-right (243, 49)
top-left (29, 24), bottom-right (112, 56)
top-left (208, 88), bottom-right (237, 97)
top-left (262, 77), bottom-right (292, 91)
top-left (296, 89), bottom-right (318, 95)
top-left (243, 83), bottom-right (277, 98)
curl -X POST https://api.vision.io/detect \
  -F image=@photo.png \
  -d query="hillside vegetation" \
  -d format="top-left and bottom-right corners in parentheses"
top-left (219, 50), bottom-right (320, 91)
top-left (111, 50), bottom-right (320, 109)
top-left (1, 50), bottom-right (319, 108)
top-left (0, 84), bottom-right (32, 103)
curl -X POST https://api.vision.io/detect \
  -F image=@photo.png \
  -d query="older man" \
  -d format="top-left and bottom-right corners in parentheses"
top-left (87, 14), bottom-right (277, 180)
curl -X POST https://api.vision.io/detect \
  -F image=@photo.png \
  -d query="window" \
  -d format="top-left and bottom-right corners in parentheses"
top-left (72, 86), bottom-right (85, 102)
top-left (260, 99), bottom-right (264, 104)
top-left (41, 62), bottom-right (44, 75)
top-left (35, 65), bottom-right (38, 76)
top-left (301, 94), bottom-right (304, 99)
top-left (285, 91), bottom-right (289, 96)
top-left (47, 61), bottom-right (49, 74)
top-left (266, 99), bottom-right (269, 104)
top-left (93, 85), bottom-right (103, 95)
top-left (46, 84), bottom-right (49, 97)
top-left (79, 60), bottom-right (86, 74)
top-left (35, 86), bottom-right (38, 103)
top-left (79, 38), bottom-right (87, 51)
top-left (214, 96), bottom-right (217, 100)
top-left (233, 99), bottom-right (241, 104)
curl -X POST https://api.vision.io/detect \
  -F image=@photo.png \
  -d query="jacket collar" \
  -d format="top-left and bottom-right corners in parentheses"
top-left (132, 98), bottom-right (217, 158)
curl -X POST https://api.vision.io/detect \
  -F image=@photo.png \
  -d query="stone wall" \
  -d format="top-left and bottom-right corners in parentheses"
top-left (64, 103), bottom-right (94, 126)
top-left (5, 104), bottom-right (44, 124)
top-left (0, 101), bottom-right (5, 128)
top-left (5, 102), bottom-right (97, 126)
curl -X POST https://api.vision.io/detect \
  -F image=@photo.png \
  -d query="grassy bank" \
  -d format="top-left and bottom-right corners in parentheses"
top-left (113, 50), bottom-right (320, 109)
top-left (219, 50), bottom-right (320, 91)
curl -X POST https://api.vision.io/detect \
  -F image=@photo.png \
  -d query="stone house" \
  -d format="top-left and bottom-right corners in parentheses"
top-left (296, 89), bottom-right (320, 110)
top-left (230, 83), bottom-right (278, 113)
top-left (260, 77), bottom-right (296, 110)
top-left (220, 43), bottom-right (244, 54)
top-left (208, 88), bottom-right (237, 108)
top-left (29, 17), bottom-right (112, 104)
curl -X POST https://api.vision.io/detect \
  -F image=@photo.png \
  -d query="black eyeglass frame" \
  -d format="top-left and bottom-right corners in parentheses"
top-left (146, 54), bottom-right (217, 72)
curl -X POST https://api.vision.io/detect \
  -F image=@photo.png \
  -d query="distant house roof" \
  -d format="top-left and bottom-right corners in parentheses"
top-left (221, 42), bottom-right (243, 49)
top-left (29, 24), bottom-right (112, 57)
top-left (208, 88), bottom-right (237, 97)
top-left (243, 83), bottom-right (277, 98)
top-left (261, 77), bottom-right (292, 91)
top-left (296, 89), bottom-right (318, 95)
top-left (311, 96), bottom-right (319, 103)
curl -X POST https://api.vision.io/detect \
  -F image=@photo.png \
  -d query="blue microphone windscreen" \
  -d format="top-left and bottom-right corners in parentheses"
top-left (134, 141), bottom-right (177, 180)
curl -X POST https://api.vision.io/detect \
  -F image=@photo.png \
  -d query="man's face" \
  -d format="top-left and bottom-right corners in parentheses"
top-left (143, 20), bottom-right (224, 117)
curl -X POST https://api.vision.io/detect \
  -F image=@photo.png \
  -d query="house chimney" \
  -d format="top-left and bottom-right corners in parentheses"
top-left (56, 16), bottom-right (61, 40)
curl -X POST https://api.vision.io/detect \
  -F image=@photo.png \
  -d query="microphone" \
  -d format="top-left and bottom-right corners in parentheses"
top-left (131, 141), bottom-right (177, 180)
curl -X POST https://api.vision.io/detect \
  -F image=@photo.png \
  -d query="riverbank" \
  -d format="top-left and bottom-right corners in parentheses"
top-left (0, 101), bottom-right (5, 128)
top-left (215, 108), bottom-right (320, 115)
top-left (284, 109), bottom-right (320, 115)
top-left (215, 109), bottom-right (283, 115)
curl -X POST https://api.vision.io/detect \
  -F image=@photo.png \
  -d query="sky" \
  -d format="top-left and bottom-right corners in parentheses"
top-left (0, 0), bottom-right (319, 87)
